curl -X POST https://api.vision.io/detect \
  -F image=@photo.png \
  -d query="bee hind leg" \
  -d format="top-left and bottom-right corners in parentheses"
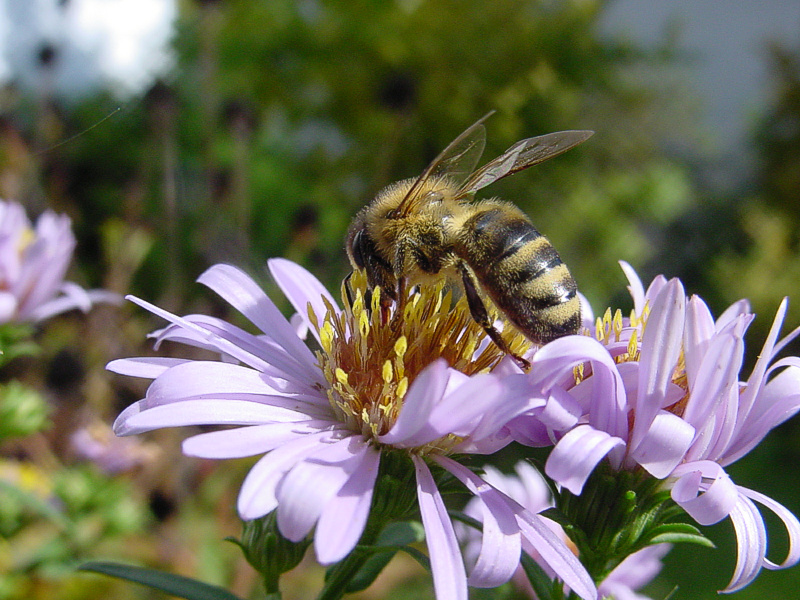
top-left (458, 262), bottom-right (531, 371)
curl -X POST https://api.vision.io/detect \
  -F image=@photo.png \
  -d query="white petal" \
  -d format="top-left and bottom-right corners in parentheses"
top-left (237, 431), bottom-right (336, 520)
top-left (268, 257), bottom-right (340, 345)
top-left (545, 425), bottom-right (625, 495)
top-left (114, 399), bottom-right (311, 436)
top-left (671, 460), bottom-right (738, 526)
top-left (197, 264), bottom-right (318, 370)
top-left (434, 456), bottom-right (521, 588)
top-left (315, 444), bottom-right (380, 564)
top-left (724, 494), bottom-right (767, 592)
top-left (182, 421), bottom-right (334, 458)
top-left (413, 456), bottom-right (468, 600)
top-left (379, 359), bottom-right (449, 446)
top-left (631, 279), bottom-right (685, 452)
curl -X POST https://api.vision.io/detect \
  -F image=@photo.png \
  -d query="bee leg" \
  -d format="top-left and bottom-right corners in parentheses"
top-left (458, 262), bottom-right (531, 371)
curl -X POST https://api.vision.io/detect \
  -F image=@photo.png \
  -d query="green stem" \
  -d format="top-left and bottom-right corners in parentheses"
top-left (315, 550), bottom-right (372, 600)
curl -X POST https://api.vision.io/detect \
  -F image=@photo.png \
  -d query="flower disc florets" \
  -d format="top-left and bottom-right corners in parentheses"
top-left (314, 270), bottom-right (529, 447)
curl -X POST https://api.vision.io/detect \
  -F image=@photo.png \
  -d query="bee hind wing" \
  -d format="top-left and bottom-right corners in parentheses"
top-left (456, 129), bottom-right (594, 197)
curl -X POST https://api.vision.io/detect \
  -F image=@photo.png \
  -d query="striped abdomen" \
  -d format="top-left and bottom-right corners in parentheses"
top-left (453, 202), bottom-right (580, 344)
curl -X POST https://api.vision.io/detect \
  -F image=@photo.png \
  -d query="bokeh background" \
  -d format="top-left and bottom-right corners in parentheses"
top-left (1, 0), bottom-right (800, 598)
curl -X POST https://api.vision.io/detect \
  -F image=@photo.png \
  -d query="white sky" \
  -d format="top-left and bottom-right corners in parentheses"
top-left (0, 0), bottom-right (175, 97)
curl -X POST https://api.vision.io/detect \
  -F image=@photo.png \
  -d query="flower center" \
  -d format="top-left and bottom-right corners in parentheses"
top-left (313, 270), bottom-right (529, 440)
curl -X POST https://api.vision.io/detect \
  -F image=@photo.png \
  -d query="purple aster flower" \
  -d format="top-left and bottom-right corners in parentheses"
top-left (70, 420), bottom-right (159, 474)
top-left (461, 462), bottom-right (669, 600)
top-left (0, 199), bottom-right (119, 324)
top-left (110, 259), bottom-right (596, 600)
top-left (510, 262), bottom-right (800, 592)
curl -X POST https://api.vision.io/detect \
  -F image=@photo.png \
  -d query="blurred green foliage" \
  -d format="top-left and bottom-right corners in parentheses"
top-left (0, 0), bottom-right (799, 599)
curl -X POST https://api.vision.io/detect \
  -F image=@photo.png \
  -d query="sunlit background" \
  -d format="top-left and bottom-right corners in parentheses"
top-left (1, 0), bottom-right (799, 598)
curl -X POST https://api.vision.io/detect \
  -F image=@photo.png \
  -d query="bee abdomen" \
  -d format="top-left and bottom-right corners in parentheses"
top-left (455, 206), bottom-right (580, 344)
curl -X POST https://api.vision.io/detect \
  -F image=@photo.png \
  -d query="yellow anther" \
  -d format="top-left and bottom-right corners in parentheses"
top-left (359, 311), bottom-right (370, 337)
top-left (382, 360), bottom-right (393, 383)
top-left (335, 368), bottom-right (349, 385)
top-left (394, 336), bottom-right (407, 357)
top-left (613, 309), bottom-right (623, 337)
top-left (320, 321), bottom-right (334, 354)
top-left (627, 333), bottom-right (638, 359)
top-left (396, 376), bottom-right (408, 399)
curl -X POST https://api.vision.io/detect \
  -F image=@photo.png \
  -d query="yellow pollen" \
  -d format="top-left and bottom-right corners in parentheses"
top-left (394, 336), bottom-right (407, 357)
top-left (396, 376), bottom-right (409, 399)
top-left (382, 360), bottom-right (393, 383)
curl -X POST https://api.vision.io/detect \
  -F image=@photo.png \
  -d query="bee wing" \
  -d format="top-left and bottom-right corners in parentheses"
top-left (455, 130), bottom-right (594, 198)
top-left (395, 112), bottom-right (492, 217)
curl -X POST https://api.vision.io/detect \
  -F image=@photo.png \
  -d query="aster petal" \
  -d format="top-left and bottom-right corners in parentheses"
top-left (127, 295), bottom-right (283, 374)
top-left (27, 282), bottom-right (92, 321)
top-left (410, 374), bottom-right (506, 446)
top-left (141, 361), bottom-right (327, 415)
top-left (631, 279), bottom-right (685, 452)
top-left (671, 460), bottom-right (738, 526)
top-left (683, 295), bottom-right (715, 389)
top-left (412, 455), bottom-right (468, 600)
top-left (545, 425), bottom-right (625, 495)
top-left (619, 260), bottom-right (645, 316)
top-left (682, 328), bottom-right (744, 431)
top-left (114, 399), bottom-right (312, 436)
top-left (145, 361), bottom-right (295, 400)
top-left (434, 456), bottom-right (521, 588)
top-left (237, 431), bottom-right (338, 519)
top-left (268, 257), bottom-right (340, 344)
top-left (737, 299), bottom-right (788, 434)
top-left (107, 357), bottom-right (191, 379)
top-left (716, 299), bottom-right (751, 332)
top-left (738, 486), bottom-right (800, 571)
top-left (315, 443), bottom-right (380, 564)
top-left (724, 494), bottom-right (768, 592)
top-left (530, 335), bottom-right (628, 439)
top-left (153, 313), bottom-right (326, 389)
top-left (630, 411), bottom-right (695, 478)
top-left (182, 421), bottom-right (336, 458)
top-left (723, 364), bottom-right (800, 464)
top-left (276, 444), bottom-right (358, 542)
top-left (514, 508), bottom-right (597, 600)
top-left (197, 264), bottom-right (318, 370)
top-left (379, 359), bottom-right (449, 446)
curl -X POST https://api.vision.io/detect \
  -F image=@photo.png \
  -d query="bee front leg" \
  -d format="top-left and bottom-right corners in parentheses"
top-left (458, 261), bottom-right (531, 371)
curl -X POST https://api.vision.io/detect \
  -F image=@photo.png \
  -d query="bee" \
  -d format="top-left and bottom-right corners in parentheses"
top-left (346, 113), bottom-right (592, 369)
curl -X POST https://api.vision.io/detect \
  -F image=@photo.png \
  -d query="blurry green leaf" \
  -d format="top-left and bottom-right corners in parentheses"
top-left (0, 479), bottom-right (68, 530)
top-left (344, 521), bottom-right (427, 592)
top-left (79, 561), bottom-right (245, 600)
top-left (520, 553), bottom-right (555, 600)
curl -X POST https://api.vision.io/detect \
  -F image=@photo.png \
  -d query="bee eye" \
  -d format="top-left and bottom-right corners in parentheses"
top-left (350, 229), bottom-right (368, 268)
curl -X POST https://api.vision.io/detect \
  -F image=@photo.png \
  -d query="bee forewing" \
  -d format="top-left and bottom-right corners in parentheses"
top-left (457, 129), bottom-right (594, 197)
top-left (396, 112), bottom-right (492, 216)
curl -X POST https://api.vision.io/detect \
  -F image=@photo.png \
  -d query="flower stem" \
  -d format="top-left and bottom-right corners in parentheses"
top-left (315, 549), bottom-right (373, 600)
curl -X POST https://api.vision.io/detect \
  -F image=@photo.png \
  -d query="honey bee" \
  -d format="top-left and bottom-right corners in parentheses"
top-left (346, 113), bottom-right (593, 369)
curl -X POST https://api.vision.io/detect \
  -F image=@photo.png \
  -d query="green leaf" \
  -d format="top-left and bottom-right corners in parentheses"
top-left (520, 553), bottom-right (555, 600)
top-left (376, 521), bottom-right (426, 546)
top-left (345, 522), bottom-right (429, 593)
top-left (0, 479), bottom-right (69, 529)
top-left (79, 561), bottom-right (246, 600)
top-left (641, 523), bottom-right (715, 548)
